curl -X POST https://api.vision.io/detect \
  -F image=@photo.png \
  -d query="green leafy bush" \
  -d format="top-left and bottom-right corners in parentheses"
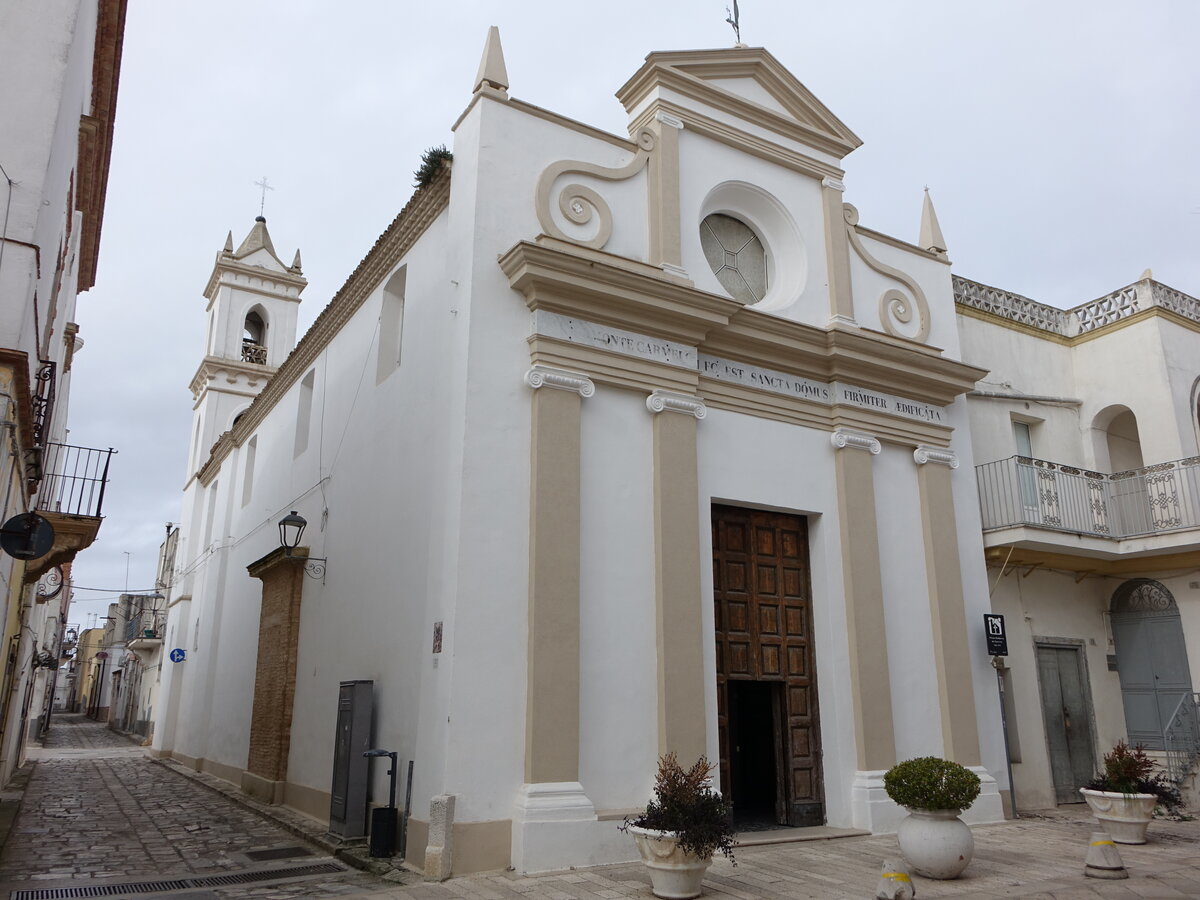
top-left (1085, 741), bottom-right (1181, 811)
top-left (622, 753), bottom-right (736, 863)
top-left (884, 757), bottom-right (981, 811)
top-left (413, 145), bottom-right (452, 188)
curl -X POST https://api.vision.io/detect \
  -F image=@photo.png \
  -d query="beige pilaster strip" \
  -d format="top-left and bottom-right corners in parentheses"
top-left (913, 446), bottom-right (982, 765)
top-left (830, 429), bottom-right (896, 771)
top-left (525, 366), bottom-right (592, 784)
top-left (649, 390), bottom-right (707, 761)
top-left (821, 178), bottom-right (855, 325)
top-left (647, 113), bottom-right (685, 277)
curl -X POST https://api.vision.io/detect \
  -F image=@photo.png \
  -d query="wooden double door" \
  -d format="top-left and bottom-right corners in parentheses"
top-left (712, 505), bottom-right (823, 827)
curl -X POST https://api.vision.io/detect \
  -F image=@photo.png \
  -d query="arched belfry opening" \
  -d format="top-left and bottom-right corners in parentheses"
top-left (1110, 579), bottom-right (1194, 749)
top-left (242, 307), bottom-right (268, 364)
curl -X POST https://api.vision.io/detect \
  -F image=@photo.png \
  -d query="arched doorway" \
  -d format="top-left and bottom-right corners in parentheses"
top-left (1111, 579), bottom-right (1194, 749)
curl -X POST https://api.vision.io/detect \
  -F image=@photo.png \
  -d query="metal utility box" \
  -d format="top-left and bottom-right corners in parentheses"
top-left (328, 679), bottom-right (373, 837)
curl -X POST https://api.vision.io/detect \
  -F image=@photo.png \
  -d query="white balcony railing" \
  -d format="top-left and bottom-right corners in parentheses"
top-left (976, 455), bottom-right (1200, 539)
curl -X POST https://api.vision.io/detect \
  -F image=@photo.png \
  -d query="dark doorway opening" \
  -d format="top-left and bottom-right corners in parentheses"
top-left (729, 680), bottom-right (783, 829)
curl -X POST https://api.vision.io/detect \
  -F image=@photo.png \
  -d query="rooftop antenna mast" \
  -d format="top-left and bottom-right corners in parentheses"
top-left (726, 1), bottom-right (743, 46)
top-left (254, 176), bottom-right (274, 217)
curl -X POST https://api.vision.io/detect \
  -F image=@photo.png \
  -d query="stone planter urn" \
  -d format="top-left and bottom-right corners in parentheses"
top-left (1080, 788), bottom-right (1158, 844)
top-left (895, 808), bottom-right (975, 879)
top-left (627, 825), bottom-right (712, 899)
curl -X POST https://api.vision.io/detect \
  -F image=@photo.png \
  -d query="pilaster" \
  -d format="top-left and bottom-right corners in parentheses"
top-left (821, 177), bottom-right (855, 326)
top-left (646, 112), bottom-right (686, 279)
top-left (648, 390), bottom-right (707, 761)
top-left (913, 446), bottom-right (982, 765)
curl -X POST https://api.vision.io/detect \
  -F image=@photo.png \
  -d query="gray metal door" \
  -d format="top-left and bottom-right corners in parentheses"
top-left (1112, 606), bottom-right (1193, 750)
top-left (1037, 644), bottom-right (1096, 804)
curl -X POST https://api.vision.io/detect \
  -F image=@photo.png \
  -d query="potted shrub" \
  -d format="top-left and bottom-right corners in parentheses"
top-left (884, 756), bottom-right (981, 879)
top-left (621, 753), bottom-right (736, 899)
top-left (1080, 740), bottom-right (1181, 844)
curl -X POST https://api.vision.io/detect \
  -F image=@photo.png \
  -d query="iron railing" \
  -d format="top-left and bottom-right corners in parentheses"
top-left (976, 455), bottom-right (1200, 539)
top-left (31, 360), bottom-right (56, 448)
top-left (241, 341), bottom-right (267, 364)
top-left (1164, 693), bottom-right (1200, 785)
top-left (36, 443), bottom-right (115, 518)
top-left (124, 610), bottom-right (166, 643)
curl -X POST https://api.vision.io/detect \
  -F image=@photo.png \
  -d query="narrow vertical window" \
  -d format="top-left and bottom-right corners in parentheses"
top-left (295, 370), bottom-right (315, 457)
top-left (376, 266), bottom-right (406, 384)
top-left (241, 437), bottom-right (257, 507)
top-left (202, 480), bottom-right (219, 549)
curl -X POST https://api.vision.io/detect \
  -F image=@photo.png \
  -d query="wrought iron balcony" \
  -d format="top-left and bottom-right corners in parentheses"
top-left (976, 455), bottom-right (1200, 539)
top-left (1165, 693), bottom-right (1200, 784)
top-left (241, 340), bottom-right (267, 364)
top-left (125, 610), bottom-right (166, 646)
top-left (24, 443), bottom-right (116, 583)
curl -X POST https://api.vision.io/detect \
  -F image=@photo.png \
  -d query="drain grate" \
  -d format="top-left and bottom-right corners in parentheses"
top-left (9, 862), bottom-right (344, 899)
top-left (243, 846), bottom-right (313, 862)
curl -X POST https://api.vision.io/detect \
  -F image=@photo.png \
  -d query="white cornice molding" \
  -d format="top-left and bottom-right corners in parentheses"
top-left (914, 446), bottom-right (959, 468)
top-left (524, 365), bottom-right (595, 397)
top-left (646, 390), bottom-right (706, 419)
top-left (830, 429), bottom-right (881, 454)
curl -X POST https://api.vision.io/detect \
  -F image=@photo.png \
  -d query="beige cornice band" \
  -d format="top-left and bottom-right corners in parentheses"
top-left (524, 365), bottom-right (595, 397)
top-left (646, 390), bottom-right (706, 419)
top-left (914, 446), bottom-right (959, 468)
top-left (831, 429), bottom-right (880, 454)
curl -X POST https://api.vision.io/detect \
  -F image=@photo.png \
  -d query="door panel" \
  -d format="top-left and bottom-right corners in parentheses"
top-left (1036, 644), bottom-right (1096, 804)
top-left (713, 505), bottom-right (823, 826)
top-left (1112, 611), bottom-right (1194, 749)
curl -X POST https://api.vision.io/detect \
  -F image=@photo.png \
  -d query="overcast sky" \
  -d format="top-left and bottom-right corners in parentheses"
top-left (63, 1), bottom-right (1200, 626)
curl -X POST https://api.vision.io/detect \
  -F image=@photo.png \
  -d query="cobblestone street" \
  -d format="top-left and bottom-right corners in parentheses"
top-left (0, 714), bottom-right (381, 898)
top-left (4, 716), bottom-right (1200, 899)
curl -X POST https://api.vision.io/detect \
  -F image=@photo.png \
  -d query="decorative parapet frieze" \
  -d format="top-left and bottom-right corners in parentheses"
top-left (646, 390), bottom-right (706, 419)
top-left (831, 429), bottom-right (880, 454)
top-left (914, 446), bottom-right (959, 468)
top-left (1075, 285), bottom-right (1139, 334)
top-left (952, 276), bottom-right (1072, 335)
top-left (524, 365), bottom-right (595, 397)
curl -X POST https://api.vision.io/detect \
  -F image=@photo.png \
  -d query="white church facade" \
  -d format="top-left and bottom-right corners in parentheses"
top-left (151, 32), bottom-right (1092, 876)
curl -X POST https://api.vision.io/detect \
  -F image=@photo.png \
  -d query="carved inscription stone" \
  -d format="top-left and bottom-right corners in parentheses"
top-left (532, 311), bottom-right (696, 370)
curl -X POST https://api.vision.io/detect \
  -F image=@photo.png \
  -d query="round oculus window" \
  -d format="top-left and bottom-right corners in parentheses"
top-left (700, 213), bottom-right (768, 304)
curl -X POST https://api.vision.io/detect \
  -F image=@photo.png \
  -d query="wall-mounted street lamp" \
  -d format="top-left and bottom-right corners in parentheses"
top-left (277, 511), bottom-right (327, 580)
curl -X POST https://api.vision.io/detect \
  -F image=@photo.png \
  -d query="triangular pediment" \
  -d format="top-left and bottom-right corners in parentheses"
top-left (616, 47), bottom-right (862, 160)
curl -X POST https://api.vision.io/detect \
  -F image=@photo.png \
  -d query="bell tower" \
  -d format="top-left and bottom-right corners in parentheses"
top-left (188, 216), bottom-right (306, 473)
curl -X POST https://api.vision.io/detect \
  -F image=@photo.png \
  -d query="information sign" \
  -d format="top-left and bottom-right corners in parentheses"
top-left (984, 614), bottom-right (1008, 656)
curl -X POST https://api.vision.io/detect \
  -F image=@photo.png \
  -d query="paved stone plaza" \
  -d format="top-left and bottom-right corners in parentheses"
top-left (2, 716), bottom-right (1200, 899)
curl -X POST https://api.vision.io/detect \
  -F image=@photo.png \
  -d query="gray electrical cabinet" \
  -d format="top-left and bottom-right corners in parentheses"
top-left (328, 679), bottom-right (373, 838)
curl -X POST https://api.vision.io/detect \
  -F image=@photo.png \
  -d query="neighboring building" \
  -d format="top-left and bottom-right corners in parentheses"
top-left (74, 625), bottom-right (107, 717)
top-left (0, 0), bottom-right (125, 784)
top-left (953, 274), bottom-right (1200, 809)
top-left (109, 591), bottom-right (166, 739)
top-left (154, 33), bottom-right (1011, 875)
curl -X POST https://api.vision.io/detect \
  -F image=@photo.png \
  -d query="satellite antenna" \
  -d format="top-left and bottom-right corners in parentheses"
top-left (725, 1), bottom-right (742, 45)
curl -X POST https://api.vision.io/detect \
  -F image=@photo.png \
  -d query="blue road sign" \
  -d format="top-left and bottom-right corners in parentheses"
top-left (169, 648), bottom-right (187, 663)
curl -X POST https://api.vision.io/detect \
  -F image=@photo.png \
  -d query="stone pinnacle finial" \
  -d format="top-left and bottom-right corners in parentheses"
top-left (223, 231), bottom-right (234, 253)
top-left (920, 187), bottom-right (947, 256)
top-left (291, 249), bottom-right (303, 273)
top-left (1140, 267), bottom-right (1153, 281)
top-left (473, 26), bottom-right (509, 99)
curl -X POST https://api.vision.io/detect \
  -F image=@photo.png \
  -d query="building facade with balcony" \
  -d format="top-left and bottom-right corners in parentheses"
top-left (0, 0), bottom-right (125, 786)
top-left (955, 274), bottom-right (1200, 810)
top-left (154, 33), bottom-right (1011, 876)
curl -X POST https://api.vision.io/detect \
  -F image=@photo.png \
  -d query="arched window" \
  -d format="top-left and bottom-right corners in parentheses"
top-left (1090, 405), bottom-right (1144, 472)
top-left (242, 308), bottom-right (268, 364)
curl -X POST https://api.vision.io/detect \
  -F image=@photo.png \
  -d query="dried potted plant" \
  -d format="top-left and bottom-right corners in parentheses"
top-left (621, 753), bottom-right (736, 899)
top-left (884, 756), bottom-right (981, 879)
top-left (1080, 740), bottom-right (1181, 844)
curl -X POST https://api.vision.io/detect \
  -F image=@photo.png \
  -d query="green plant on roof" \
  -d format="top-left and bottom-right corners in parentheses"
top-left (414, 145), bottom-right (452, 188)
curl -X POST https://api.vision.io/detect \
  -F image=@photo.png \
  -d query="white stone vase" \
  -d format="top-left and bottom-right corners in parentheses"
top-left (1079, 788), bottom-right (1158, 844)
top-left (895, 808), bottom-right (974, 879)
top-left (627, 825), bottom-right (713, 899)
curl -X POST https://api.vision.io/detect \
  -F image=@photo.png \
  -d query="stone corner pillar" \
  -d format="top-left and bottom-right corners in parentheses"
top-left (243, 545), bottom-right (309, 803)
top-left (516, 366), bottom-right (598, 873)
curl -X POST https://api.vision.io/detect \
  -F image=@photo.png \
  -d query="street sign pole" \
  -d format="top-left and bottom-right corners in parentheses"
top-left (984, 613), bottom-right (1017, 817)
